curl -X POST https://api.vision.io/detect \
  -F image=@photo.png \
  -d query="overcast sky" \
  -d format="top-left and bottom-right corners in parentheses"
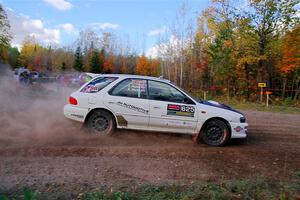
top-left (1, 0), bottom-right (210, 55)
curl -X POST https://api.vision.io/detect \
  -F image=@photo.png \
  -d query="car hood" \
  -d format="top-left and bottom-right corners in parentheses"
top-left (198, 100), bottom-right (242, 115)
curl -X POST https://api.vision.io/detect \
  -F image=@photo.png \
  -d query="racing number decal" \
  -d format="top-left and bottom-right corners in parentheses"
top-left (167, 104), bottom-right (195, 117)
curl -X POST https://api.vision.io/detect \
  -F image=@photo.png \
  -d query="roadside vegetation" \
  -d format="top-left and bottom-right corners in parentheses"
top-left (224, 100), bottom-right (300, 114)
top-left (80, 180), bottom-right (300, 200)
top-left (1, 177), bottom-right (299, 200)
top-left (1, 0), bottom-right (300, 104)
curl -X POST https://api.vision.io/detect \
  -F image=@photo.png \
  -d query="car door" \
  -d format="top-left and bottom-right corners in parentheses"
top-left (103, 78), bottom-right (150, 129)
top-left (148, 80), bottom-right (198, 134)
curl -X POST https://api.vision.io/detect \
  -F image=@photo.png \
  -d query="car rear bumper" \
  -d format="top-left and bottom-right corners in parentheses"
top-left (230, 122), bottom-right (248, 139)
top-left (63, 104), bottom-right (89, 123)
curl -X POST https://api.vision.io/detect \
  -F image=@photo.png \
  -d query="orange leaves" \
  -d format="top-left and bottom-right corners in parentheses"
top-left (222, 39), bottom-right (232, 48)
top-left (149, 59), bottom-right (160, 75)
top-left (136, 55), bottom-right (149, 75)
top-left (104, 56), bottom-right (114, 73)
top-left (136, 55), bottom-right (159, 76)
top-left (278, 25), bottom-right (300, 74)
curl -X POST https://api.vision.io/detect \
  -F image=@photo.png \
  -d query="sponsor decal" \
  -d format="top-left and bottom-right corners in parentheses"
top-left (167, 104), bottom-right (195, 117)
top-left (130, 80), bottom-right (146, 92)
top-left (116, 101), bottom-right (149, 114)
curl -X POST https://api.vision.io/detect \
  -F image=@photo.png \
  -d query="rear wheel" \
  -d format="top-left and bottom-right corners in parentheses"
top-left (86, 110), bottom-right (115, 135)
top-left (201, 119), bottom-right (230, 146)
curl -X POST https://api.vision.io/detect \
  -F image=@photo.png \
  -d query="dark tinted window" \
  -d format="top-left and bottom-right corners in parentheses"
top-left (148, 80), bottom-right (194, 104)
top-left (110, 79), bottom-right (147, 98)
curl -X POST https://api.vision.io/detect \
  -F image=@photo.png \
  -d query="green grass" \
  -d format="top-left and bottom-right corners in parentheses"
top-left (3, 179), bottom-right (298, 200)
top-left (219, 99), bottom-right (300, 114)
top-left (78, 179), bottom-right (300, 200)
top-left (193, 96), bottom-right (300, 114)
top-left (189, 90), bottom-right (300, 114)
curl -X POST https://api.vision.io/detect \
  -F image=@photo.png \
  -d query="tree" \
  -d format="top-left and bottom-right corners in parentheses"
top-left (199, 0), bottom-right (238, 98)
top-left (136, 55), bottom-right (159, 76)
top-left (249, 0), bottom-right (300, 86)
top-left (52, 47), bottom-right (74, 72)
top-left (19, 36), bottom-right (38, 70)
top-left (149, 59), bottom-right (160, 76)
top-left (8, 47), bottom-right (20, 68)
top-left (61, 62), bottom-right (66, 71)
top-left (0, 4), bottom-right (12, 62)
top-left (233, 17), bottom-right (261, 99)
top-left (104, 55), bottom-right (114, 73)
top-left (136, 55), bottom-right (150, 75)
top-left (73, 46), bottom-right (83, 71)
top-left (277, 24), bottom-right (300, 99)
top-left (278, 25), bottom-right (300, 74)
top-left (90, 50), bottom-right (101, 73)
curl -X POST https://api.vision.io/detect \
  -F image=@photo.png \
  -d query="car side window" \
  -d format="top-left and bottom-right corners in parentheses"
top-left (81, 77), bottom-right (117, 93)
top-left (110, 79), bottom-right (147, 99)
top-left (148, 80), bottom-right (194, 104)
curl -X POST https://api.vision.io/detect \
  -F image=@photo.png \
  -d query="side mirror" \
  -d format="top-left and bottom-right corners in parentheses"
top-left (183, 97), bottom-right (190, 104)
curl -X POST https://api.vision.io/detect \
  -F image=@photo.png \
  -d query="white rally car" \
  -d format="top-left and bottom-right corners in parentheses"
top-left (64, 74), bottom-right (248, 146)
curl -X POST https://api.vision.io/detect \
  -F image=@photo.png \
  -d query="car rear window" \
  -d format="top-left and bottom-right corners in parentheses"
top-left (80, 77), bottom-right (118, 93)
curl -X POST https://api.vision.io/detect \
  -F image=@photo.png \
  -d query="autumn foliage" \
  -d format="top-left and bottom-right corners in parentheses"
top-left (278, 25), bottom-right (300, 74)
top-left (135, 55), bottom-right (159, 76)
top-left (1, 0), bottom-right (300, 100)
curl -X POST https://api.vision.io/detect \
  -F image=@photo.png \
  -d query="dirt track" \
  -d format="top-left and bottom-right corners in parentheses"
top-left (1, 110), bottom-right (300, 197)
top-left (0, 84), bottom-right (299, 198)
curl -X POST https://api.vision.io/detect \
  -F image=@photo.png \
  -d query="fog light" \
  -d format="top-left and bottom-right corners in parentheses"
top-left (240, 117), bottom-right (246, 123)
top-left (234, 126), bottom-right (243, 132)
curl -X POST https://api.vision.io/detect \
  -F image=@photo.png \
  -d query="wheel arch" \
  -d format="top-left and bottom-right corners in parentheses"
top-left (198, 117), bottom-right (232, 140)
top-left (84, 108), bottom-right (117, 127)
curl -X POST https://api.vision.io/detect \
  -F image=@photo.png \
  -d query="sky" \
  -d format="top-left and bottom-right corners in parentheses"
top-left (1, 0), bottom-right (210, 56)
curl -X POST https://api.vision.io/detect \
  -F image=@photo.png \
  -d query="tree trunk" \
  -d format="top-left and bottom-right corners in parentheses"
top-left (174, 60), bottom-right (178, 85)
top-left (227, 79), bottom-right (230, 101)
top-left (291, 76), bottom-right (295, 98)
top-left (294, 82), bottom-right (300, 100)
top-left (282, 78), bottom-right (286, 100)
top-left (245, 63), bottom-right (250, 100)
top-left (180, 57), bottom-right (183, 87)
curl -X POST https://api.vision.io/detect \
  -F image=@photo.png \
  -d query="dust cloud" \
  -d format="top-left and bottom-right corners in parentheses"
top-left (0, 65), bottom-right (190, 148)
top-left (0, 64), bottom-right (81, 147)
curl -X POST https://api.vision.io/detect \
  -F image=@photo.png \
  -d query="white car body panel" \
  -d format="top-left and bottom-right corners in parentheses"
top-left (148, 99), bottom-right (198, 134)
top-left (64, 74), bottom-right (248, 139)
top-left (103, 94), bottom-right (150, 130)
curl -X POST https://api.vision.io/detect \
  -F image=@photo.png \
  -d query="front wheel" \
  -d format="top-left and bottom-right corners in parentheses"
top-left (86, 110), bottom-right (115, 135)
top-left (201, 119), bottom-right (230, 146)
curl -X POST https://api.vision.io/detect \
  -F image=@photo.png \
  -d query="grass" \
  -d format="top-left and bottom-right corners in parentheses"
top-left (190, 92), bottom-right (300, 114)
top-left (216, 98), bottom-right (300, 114)
top-left (78, 179), bottom-right (300, 200)
top-left (0, 187), bottom-right (37, 200)
top-left (1, 178), bottom-right (299, 200)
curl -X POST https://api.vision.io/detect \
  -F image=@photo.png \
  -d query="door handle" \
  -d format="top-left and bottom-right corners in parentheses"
top-left (108, 101), bottom-right (114, 104)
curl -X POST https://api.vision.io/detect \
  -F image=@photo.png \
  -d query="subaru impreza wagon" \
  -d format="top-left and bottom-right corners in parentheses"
top-left (64, 74), bottom-right (248, 146)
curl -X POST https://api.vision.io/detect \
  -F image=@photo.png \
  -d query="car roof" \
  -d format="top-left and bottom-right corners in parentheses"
top-left (97, 74), bottom-right (171, 83)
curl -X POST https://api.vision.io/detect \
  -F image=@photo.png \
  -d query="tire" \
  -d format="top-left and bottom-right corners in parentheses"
top-left (201, 119), bottom-right (230, 147)
top-left (86, 110), bottom-right (115, 135)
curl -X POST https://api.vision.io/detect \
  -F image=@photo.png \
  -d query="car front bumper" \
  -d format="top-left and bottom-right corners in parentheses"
top-left (230, 122), bottom-right (248, 139)
top-left (63, 104), bottom-right (89, 123)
